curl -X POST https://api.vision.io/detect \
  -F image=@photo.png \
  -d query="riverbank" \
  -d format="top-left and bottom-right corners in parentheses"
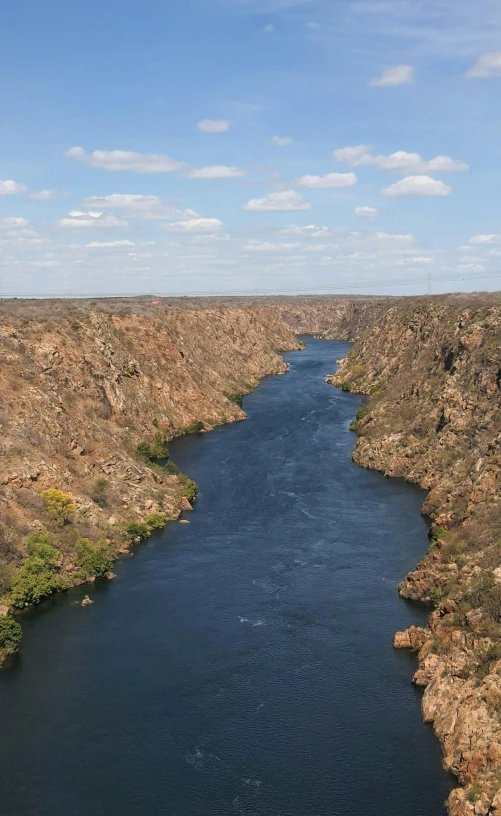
top-left (328, 300), bottom-right (501, 816)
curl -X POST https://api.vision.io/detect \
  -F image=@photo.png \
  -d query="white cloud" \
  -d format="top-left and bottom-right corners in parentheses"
top-left (466, 52), bottom-right (501, 78)
top-left (334, 145), bottom-right (468, 173)
top-left (382, 175), bottom-right (452, 198)
top-left (27, 260), bottom-right (60, 268)
top-left (469, 234), bottom-right (501, 245)
top-left (354, 206), bottom-right (379, 217)
top-left (279, 224), bottom-right (334, 238)
top-left (398, 256), bottom-right (433, 265)
top-left (87, 240), bottom-right (136, 248)
top-left (271, 136), bottom-right (292, 147)
top-left (29, 189), bottom-right (62, 200)
top-left (242, 190), bottom-right (311, 212)
top-left (67, 146), bottom-right (244, 180)
top-left (369, 65), bottom-right (415, 86)
top-left (185, 165), bottom-right (245, 179)
top-left (457, 263), bottom-right (486, 272)
top-left (334, 145), bottom-right (372, 166)
top-left (66, 146), bottom-right (184, 173)
top-left (82, 194), bottom-right (196, 220)
top-left (163, 217), bottom-right (224, 233)
top-left (306, 21), bottom-right (320, 28)
top-left (0, 217), bottom-right (30, 229)
top-left (0, 180), bottom-right (27, 196)
top-left (58, 211), bottom-right (128, 228)
top-left (375, 231), bottom-right (414, 242)
top-left (197, 119), bottom-right (232, 133)
top-left (245, 241), bottom-right (301, 251)
top-left (298, 172), bottom-right (357, 189)
top-left (264, 24), bottom-right (275, 32)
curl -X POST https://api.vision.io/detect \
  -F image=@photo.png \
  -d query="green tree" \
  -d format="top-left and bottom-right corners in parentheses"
top-left (75, 538), bottom-right (113, 579)
top-left (10, 534), bottom-right (66, 608)
top-left (0, 616), bottom-right (22, 656)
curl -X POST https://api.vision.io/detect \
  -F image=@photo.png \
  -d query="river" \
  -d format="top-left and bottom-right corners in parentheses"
top-left (0, 338), bottom-right (452, 815)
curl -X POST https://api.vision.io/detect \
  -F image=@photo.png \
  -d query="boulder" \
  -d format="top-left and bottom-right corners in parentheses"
top-left (393, 630), bottom-right (411, 649)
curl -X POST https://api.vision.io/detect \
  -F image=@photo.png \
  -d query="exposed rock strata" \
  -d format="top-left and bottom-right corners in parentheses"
top-left (329, 299), bottom-right (501, 815)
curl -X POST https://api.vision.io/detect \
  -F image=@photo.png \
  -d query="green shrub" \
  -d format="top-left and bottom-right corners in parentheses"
top-left (136, 441), bottom-right (157, 464)
top-left (41, 489), bottom-right (76, 526)
top-left (466, 784), bottom-right (483, 804)
top-left (355, 405), bottom-right (369, 422)
top-left (182, 479), bottom-right (198, 503)
top-left (181, 420), bottom-right (205, 435)
top-left (338, 381), bottom-right (352, 392)
top-left (223, 392), bottom-right (244, 408)
top-left (136, 432), bottom-right (170, 464)
top-left (90, 478), bottom-right (108, 508)
top-left (27, 533), bottom-right (60, 563)
top-left (145, 514), bottom-right (167, 530)
top-left (75, 538), bottom-right (113, 579)
top-left (124, 521), bottom-right (150, 542)
top-left (0, 616), bottom-right (22, 656)
top-left (10, 535), bottom-right (66, 608)
top-left (163, 460), bottom-right (179, 475)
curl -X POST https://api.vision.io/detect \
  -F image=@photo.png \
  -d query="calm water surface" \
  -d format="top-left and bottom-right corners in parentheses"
top-left (0, 338), bottom-right (451, 816)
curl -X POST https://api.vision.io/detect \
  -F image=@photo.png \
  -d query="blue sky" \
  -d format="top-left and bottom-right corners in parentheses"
top-left (2, 0), bottom-right (501, 296)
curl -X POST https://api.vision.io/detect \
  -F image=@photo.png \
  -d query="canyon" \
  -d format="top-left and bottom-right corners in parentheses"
top-left (2, 292), bottom-right (501, 814)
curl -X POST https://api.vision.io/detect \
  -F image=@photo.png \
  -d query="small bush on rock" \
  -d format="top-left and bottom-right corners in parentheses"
top-left (145, 514), bottom-right (166, 530)
top-left (182, 479), bottom-right (198, 503)
top-left (90, 478), bottom-right (108, 508)
top-left (124, 522), bottom-right (150, 543)
top-left (181, 420), bottom-right (205, 435)
top-left (223, 392), bottom-right (244, 408)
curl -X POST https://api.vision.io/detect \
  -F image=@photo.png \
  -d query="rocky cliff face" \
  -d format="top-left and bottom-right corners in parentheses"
top-left (329, 297), bottom-right (501, 816)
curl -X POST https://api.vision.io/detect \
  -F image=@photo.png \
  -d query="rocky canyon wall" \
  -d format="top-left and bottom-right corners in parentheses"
top-left (329, 296), bottom-right (501, 816)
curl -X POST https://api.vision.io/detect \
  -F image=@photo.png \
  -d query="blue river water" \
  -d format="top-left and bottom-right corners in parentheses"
top-left (0, 338), bottom-right (452, 815)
